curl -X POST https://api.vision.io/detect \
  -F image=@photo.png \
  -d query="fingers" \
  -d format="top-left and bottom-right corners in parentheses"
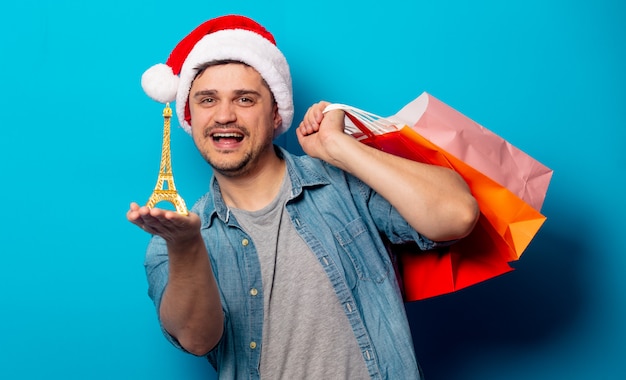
top-left (127, 202), bottom-right (144, 226)
top-left (298, 101), bottom-right (331, 136)
top-left (127, 203), bottom-right (191, 233)
top-left (140, 207), bottom-right (176, 230)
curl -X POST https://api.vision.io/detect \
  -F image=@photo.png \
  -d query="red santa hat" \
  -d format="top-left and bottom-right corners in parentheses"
top-left (141, 15), bottom-right (293, 136)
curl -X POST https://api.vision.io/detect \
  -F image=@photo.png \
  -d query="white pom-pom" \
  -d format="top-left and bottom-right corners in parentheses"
top-left (141, 63), bottom-right (179, 103)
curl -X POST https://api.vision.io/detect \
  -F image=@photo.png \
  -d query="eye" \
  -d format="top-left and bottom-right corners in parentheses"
top-left (237, 96), bottom-right (255, 106)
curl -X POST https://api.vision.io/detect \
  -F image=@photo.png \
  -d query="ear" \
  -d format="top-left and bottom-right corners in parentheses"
top-left (273, 103), bottom-right (283, 131)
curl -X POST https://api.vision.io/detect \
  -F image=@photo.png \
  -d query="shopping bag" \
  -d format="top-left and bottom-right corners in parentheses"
top-left (392, 92), bottom-right (553, 211)
top-left (325, 99), bottom-right (550, 301)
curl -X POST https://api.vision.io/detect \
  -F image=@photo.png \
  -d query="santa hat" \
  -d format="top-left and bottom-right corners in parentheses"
top-left (141, 15), bottom-right (293, 136)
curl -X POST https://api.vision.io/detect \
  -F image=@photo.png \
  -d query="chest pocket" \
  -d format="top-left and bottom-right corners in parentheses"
top-left (334, 217), bottom-right (390, 283)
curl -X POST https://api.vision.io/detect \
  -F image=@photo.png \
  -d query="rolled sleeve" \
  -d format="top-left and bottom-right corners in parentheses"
top-left (367, 188), bottom-right (456, 251)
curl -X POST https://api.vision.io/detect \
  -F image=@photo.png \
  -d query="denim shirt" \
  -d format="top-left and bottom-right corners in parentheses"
top-left (145, 146), bottom-right (438, 379)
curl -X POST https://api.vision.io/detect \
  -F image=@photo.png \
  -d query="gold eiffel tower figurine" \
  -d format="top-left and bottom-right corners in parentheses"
top-left (145, 103), bottom-right (188, 215)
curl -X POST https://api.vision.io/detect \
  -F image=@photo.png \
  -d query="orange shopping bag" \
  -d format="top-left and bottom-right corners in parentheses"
top-left (326, 99), bottom-right (550, 301)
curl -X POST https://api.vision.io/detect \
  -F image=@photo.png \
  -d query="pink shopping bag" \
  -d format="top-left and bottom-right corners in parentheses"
top-left (393, 92), bottom-right (553, 211)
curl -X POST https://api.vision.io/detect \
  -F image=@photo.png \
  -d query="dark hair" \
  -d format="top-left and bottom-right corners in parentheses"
top-left (194, 59), bottom-right (248, 77)
top-left (193, 60), bottom-right (275, 103)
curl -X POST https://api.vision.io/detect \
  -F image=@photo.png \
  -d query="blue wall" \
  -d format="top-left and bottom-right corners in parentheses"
top-left (1, 1), bottom-right (624, 379)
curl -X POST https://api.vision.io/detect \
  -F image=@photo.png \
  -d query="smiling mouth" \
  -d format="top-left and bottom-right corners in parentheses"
top-left (211, 132), bottom-right (244, 143)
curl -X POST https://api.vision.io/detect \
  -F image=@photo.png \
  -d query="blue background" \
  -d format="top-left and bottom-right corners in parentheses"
top-left (1, 0), bottom-right (624, 379)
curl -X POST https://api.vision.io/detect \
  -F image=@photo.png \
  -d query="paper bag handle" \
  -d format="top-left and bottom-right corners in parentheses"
top-left (323, 103), bottom-right (401, 138)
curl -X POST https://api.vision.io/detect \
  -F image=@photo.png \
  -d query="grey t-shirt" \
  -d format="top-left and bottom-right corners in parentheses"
top-left (230, 174), bottom-right (370, 379)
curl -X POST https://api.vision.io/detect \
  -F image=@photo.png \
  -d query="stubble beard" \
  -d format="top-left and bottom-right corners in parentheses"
top-left (199, 123), bottom-right (271, 178)
top-left (207, 151), bottom-right (254, 178)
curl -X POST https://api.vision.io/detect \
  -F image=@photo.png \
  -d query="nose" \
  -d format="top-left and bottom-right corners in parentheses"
top-left (213, 101), bottom-right (237, 125)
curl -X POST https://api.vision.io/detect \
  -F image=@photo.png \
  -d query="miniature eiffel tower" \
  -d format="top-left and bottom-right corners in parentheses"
top-left (145, 103), bottom-right (188, 215)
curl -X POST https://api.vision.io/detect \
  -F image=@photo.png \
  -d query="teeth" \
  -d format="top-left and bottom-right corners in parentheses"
top-left (212, 132), bottom-right (244, 142)
top-left (213, 133), bottom-right (242, 138)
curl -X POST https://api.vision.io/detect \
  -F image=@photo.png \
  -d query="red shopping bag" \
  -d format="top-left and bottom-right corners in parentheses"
top-left (327, 100), bottom-right (551, 301)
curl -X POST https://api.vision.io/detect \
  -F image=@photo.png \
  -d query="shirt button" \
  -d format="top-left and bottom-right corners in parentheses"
top-left (242, 238), bottom-right (249, 246)
top-left (250, 288), bottom-right (258, 296)
top-left (249, 341), bottom-right (257, 349)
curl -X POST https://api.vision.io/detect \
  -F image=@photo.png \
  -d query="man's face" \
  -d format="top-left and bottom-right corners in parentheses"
top-left (188, 63), bottom-right (281, 177)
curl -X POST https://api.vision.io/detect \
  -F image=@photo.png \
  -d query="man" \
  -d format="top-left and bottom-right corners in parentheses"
top-left (127, 15), bottom-right (478, 379)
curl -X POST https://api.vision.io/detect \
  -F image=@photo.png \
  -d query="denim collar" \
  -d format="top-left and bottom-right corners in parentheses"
top-left (201, 146), bottom-right (330, 229)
